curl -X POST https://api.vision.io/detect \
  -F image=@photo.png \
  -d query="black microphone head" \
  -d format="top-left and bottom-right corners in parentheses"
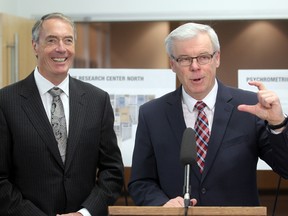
top-left (180, 127), bottom-right (197, 165)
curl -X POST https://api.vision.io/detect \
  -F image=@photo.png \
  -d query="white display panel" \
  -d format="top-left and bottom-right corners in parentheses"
top-left (69, 68), bottom-right (176, 166)
top-left (238, 69), bottom-right (288, 170)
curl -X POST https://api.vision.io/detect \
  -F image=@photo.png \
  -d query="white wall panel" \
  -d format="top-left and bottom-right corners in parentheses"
top-left (0, 0), bottom-right (287, 21)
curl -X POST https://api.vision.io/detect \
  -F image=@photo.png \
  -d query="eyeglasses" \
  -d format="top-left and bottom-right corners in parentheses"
top-left (171, 51), bottom-right (217, 66)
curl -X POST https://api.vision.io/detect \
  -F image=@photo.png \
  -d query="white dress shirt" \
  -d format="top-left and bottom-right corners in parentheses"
top-left (182, 80), bottom-right (218, 131)
top-left (34, 67), bottom-right (70, 135)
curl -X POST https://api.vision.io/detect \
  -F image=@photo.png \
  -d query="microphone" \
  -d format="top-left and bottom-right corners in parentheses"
top-left (180, 127), bottom-right (197, 209)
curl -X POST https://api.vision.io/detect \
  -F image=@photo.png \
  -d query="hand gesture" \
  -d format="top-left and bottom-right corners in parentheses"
top-left (238, 81), bottom-right (285, 126)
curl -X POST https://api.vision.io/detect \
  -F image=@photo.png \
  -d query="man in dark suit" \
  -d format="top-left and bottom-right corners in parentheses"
top-left (0, 13), bottom-right (124, 216)
top-left (128, 22), bottom-right (288, 207)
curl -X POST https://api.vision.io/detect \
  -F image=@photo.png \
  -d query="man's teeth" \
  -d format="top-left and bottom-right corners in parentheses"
top-left (53, 58), bottom-right (66, 62)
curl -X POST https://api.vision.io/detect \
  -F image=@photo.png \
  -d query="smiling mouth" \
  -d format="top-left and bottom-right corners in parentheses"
top-left (52, 58), bottom-right (67, 62)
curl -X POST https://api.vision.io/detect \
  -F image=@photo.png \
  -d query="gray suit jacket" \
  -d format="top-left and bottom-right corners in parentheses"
top-left (0, 72), bottom-right (124, 216)
top-left (128, 80), bottom-right (288, 206)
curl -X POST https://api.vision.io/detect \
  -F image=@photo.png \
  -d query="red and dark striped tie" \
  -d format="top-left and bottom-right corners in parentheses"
top-left (194, 101), bottom-right (209, 173)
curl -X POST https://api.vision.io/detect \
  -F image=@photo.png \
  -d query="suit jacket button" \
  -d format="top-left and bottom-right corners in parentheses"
top-left (64, 174), bottom-right (69, 181)
top-left (201, 188), bottom-right (206, 194)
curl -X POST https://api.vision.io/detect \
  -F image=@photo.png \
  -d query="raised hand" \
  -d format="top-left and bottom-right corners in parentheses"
top-left (238, 81), bottom-right (285, 126)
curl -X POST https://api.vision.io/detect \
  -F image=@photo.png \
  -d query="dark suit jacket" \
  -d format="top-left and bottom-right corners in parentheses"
top-left (0, 72), bottom-right (124, 216)
top-left (128, 80), bottom-right (288, 206)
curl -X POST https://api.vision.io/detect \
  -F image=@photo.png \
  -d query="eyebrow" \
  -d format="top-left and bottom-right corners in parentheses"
top-left (178, 52), bottom-right (213, 57)
top-left (45, 35), bottom-right (74, 40)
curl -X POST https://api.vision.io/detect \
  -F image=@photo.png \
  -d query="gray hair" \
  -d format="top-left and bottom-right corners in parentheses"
top-left (164, 22), bottom-right (220, 57)
top-left (32, 12), bottom-right (77, 42)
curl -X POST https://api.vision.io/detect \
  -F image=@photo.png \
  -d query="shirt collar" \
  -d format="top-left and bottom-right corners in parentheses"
top-left (34, 67), bottom-right (69, 96)
top-left (182, 79), bottom-right (218, 112)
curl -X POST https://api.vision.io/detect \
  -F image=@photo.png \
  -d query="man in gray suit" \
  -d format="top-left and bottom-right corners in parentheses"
top-left (0, 12), bottom-right (124, 216)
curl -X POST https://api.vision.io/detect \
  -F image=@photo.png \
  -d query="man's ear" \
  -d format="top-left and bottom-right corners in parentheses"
top-left (215, 51), bottom-right (220, 68)
top-left (32, 41), bottom-right (38, 58)
top-left (169, 58), bottom-right (176, 73)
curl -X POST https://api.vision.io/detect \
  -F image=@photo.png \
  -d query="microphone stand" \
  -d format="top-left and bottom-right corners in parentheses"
top-left (183, 164), bottom-right (191, 216)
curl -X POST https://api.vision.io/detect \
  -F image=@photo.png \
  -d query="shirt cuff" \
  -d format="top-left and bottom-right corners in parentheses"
top-left (78, 208), bottom-right (91, 216)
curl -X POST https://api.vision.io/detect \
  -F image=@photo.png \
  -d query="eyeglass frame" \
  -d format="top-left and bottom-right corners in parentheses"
top-left (171, 51), bottom-right (217, 66)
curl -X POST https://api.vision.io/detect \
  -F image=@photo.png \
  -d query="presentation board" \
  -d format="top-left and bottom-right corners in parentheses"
top-left (238, 69), bottom-right (288, 170)
top-left (69, 68), bottom-right (176, 166)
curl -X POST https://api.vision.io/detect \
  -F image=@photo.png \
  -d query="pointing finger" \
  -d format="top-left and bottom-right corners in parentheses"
top-left (248, 81), bottom-right (267, 91)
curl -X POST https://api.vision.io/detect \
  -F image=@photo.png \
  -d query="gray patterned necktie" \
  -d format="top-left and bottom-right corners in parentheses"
top-left (49, 87), bottom-right (67, 163)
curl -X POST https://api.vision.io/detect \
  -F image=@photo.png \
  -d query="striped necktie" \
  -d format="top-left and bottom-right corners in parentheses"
top-left (194, 101), bottom-right (209, 173)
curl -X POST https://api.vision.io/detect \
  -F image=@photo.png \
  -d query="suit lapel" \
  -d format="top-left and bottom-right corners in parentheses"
top-left (20, 73), bottom-right (64, 168)
top-left (165, 87), bottom-right (202, 180)
top-left (64, 77), bottom-right (86, 170)
top-left (167, 87), bottom-right (201, 180)
top-left (165, 87), bottom-right (187, 150)
top-left (201, 81), bottom-right (234, 181)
